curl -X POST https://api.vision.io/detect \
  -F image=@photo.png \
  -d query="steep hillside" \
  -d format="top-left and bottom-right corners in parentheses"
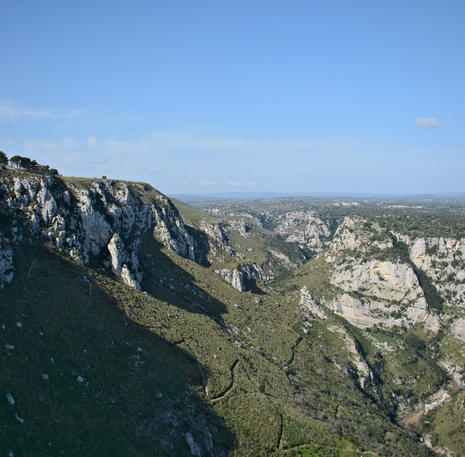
top-left (2, 169), bottom-right (464, 457)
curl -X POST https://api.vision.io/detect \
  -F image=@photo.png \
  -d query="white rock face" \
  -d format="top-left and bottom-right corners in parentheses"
top-left (410, 236), bottom-right (465, 310)
top-left (275, 211), bottom-right (331, 252)
top-left (268, 249), bottom-right (295, 267)
top-left (300, 286), bottom-right (327, 320)
top-left (231, 269), bottom-right (244, 292)
top-left (107, 233), bottom-right (141, 289)
top-left (228, 220), bottom-right (251, 238)
top-left (450, 318), bottom-right (465, 342)
top-left (200, 222), bottom-right (229, 244)
top-left (215, 262), bottom-right (263, 292)
top-left (331, 216), bottom-right (393, 253)
top-left (328, 324), bottom-right (372, 388)
top-left (0, 235), bottom-right (14, 289)
top-left (326, 259), bottom-right (438, 330)
top-left (331, 260), bottom-right (423, 302)
top-left (185, 431), bottom-right (202, 457)
top-left (0, 175), bottom-right (196, 289)
top-left (299, 217), bottom-right (445, 331)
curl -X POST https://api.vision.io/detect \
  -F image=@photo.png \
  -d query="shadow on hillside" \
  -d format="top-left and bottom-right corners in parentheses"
top-left (186, 225), bottom-right (212, 267)
top-left (0, 242), bottom-right (234, 457)
top-left (139, 233), bottom-right (228, 323)
top-left (245, 279), bottom-right (266, 295)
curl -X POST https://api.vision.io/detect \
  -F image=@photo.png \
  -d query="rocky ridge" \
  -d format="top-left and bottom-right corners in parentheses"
top-left (0, 234), bottom-right (14, 289)
top-left (215, 262), bottom-right (263, 292)
top-left (275, 210), bottom-right (332, 253)
top-left (0, 172), bottom-right (195, 290)
top-left (301, 216), bottom-right (443, 331)
top-left (409, 236), bottom-right (465, 312)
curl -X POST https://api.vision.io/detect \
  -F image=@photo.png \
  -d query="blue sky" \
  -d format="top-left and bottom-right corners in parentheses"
top-left (1, 0), bottom-right (464, 195)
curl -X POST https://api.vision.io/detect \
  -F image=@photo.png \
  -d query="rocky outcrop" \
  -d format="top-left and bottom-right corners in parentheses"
top-left (200, 222), bottom-right (229, 244)
top-left (325, 259), bottom-right (439, 330)
top-left (297, 216), bottom-right (445, 331)
top-left (300, 286), bottom-right (327, 319)
top-left (330, 216), bottom-right (393, 253)
top-left (275, 211), bottom-right (332, 252)
top-left (215, 262), bottom-right (263, 292)
top-left (410, 237), bottom-right (465, 312)
top-left (328, 324), bottom-right (373, 389)
top-left (0, 235), bottom-right (14, 289)
top-left (0, 173), bottom-right (195, 289)
top-left (450, 318), bottom-right (465, 343)
top-left (227, 220), bottom-right (251, 238)
top-left (268, 249), bottom-right (296, 268)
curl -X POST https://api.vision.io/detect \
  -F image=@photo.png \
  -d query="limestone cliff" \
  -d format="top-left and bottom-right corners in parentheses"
top-left (275, 211), bottom-right (332, 253)
top-left (299, 286), bottom-right (328, 320)
top-left (300, 216), bottom-right (442, 331)
top-left (409, 236), bottom-right (465, 311)
top-left (0, 234), bottom-right (14, 289)
top-left (0, 171), bottom-right (195, 289)
top-left (326, 259), bottom-right (438, 330)
top-left (215, 262), bottom-right (263, 292)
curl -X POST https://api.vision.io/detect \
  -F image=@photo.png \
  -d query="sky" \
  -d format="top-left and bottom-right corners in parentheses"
top-left (1, 0), bottom-right (465, 195)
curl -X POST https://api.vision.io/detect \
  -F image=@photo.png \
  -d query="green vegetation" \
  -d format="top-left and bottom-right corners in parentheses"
top-left (293, 438), bottom-right (370, 457)
top-left (0, 243), bottom-right (232, 456)
top-left (424, 390), bottom-right (465, 455)
top-left (5, 152), bottom-right (58, 174)
top-left (4, 170), bottom-right (465, 456)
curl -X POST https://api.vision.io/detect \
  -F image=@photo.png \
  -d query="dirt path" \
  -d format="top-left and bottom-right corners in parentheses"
top-left (196, 361), bottom-right (209, 397)
top-left (28, 259), bottom-right (36, 278)
top-left (210, 359), bottom-right (239, 403)
top-left (283, 336), bottom-right (303, 369)
top-left (87, 281), bottom-right (92, 306)
top-left (277, 413), bottom-right (284, 450)
top-left (174, 340), bottom-right (209, 397)
top-left (398, 387), bottom-right (452, 428)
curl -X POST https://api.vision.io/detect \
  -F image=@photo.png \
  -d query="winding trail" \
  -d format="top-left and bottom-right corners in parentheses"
top-left (283, 442), bottom-right (378, 455)
top-left (87, 281), bottom-right (92, 306)
top-left (398, 386), bottom-right (452, 428)
top-left (210, 359), bottom-right (239, 403)
top-left (169, 338), bottom-right (185, 346)
top-left (28, 259), bottom-right (36, 278)
top-left (173, 340), bottom-right (209, 397)
top-left (283, 336), bottom-right (303, 369)
top-left (196, 361), bottom-right (209, 397)
top-left (277, 413), bottom-right (284, 450)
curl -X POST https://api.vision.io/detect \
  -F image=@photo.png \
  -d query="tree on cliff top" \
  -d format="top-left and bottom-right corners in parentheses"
top-left (10, 155), bottom-right (21, 168)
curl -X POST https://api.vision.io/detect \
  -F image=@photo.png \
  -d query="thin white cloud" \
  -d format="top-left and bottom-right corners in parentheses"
top-left (4, 131), bottom-right (374, 190)
top-left (414, 118), bottom-right (444, 129)
top-left (227, 181), bottom-right (256, 187)
top-left (87, 136), bottom-right (98, 146)
top-left (0, 99), bottom-right (83, 121)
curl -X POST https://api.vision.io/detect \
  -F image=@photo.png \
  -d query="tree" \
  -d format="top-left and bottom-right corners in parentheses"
top-left (19, 157), bottom-right (32, 169)
top-left (0, 151), bottom-right (7, 165)
top-left (10, 155), bottom-right (21, 168)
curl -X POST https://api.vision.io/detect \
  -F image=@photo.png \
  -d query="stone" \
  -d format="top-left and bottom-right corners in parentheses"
top-left (0, 174), bottom-right (197, 290)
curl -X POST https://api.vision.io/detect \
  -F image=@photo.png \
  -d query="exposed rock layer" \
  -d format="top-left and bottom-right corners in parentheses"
top-left (0, 174), bottom-right (195, 289)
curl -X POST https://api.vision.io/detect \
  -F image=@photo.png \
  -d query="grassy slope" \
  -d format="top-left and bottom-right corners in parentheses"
top-left (1, 237), bottom-right (433, 457)
top-left (287, 248), bottom-right (448, 405)
top-left (0, 179), bottom-right (439, 457)
top-left (178, 197), bottom-right (465, 456)
top-left (0, 243), bottom-right (232, 457)
top-left (425, 390), bottom-right (465, 455)
top-left (174, 199), bottom-right (307, 283)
